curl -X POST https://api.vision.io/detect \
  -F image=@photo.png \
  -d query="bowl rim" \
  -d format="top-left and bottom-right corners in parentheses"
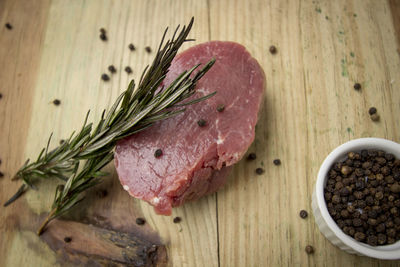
top-left (315, 137), bottom-right (400, 260)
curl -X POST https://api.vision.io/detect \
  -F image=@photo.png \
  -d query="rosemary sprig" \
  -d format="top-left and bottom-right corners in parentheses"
top-left (4, 18), bottom-right (216, 235)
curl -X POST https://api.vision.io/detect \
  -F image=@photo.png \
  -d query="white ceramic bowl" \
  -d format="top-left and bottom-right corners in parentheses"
top-left (312, 137), bottom-right (400, 260)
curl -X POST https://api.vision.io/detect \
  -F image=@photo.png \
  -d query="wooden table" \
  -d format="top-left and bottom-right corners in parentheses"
top-left (1, 0), bottom-right (400, 266)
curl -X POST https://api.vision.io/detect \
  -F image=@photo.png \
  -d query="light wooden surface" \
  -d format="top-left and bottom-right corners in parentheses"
top-left (1, 0), bottom-right (400, 266)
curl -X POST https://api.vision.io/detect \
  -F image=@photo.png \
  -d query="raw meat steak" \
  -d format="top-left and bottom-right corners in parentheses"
top-left (115, 41), bottom-right (265, 215)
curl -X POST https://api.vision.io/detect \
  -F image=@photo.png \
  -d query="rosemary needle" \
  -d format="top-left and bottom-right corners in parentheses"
top-left (4, 18), bottom-right (216, 235)
top-left (3, 184), bottom-right (27, 207)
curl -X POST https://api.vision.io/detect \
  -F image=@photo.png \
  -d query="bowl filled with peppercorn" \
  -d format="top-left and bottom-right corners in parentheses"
top-left (312, 137), bottom-right (400, 260)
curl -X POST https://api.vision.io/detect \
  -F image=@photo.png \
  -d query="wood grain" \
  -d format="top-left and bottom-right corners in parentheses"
top-left (0, 0), bottom-right (400, 266)
top-left (0, 0), bottom-right (51, 266)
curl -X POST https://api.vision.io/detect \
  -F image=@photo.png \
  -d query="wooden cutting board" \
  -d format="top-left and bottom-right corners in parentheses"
top-left (1, 0), bottom-right (400, 266)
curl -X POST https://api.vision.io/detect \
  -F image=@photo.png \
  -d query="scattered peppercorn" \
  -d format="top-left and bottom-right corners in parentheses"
top-left (197, 119), bottom-right (206, 127)
top-left (173, 217), bottom-right (182, 223)
top-left (255, 168), bottom-right (264, 175)
top-left (53, 99), bottom-right (61, 106)
top-left (59, 139), bottom-right (65, 145)
top-left (64, 237), bottom-right (72, 243)
top-left (124, 66), bottom-right (132, 74)
top-left (305, 245), bottom-right (314, 254)
top-left (353, 83), bottom-right (361, 90)
top-left (273, 159), bottom-right (281, 166)
top-left (101, 73), bottom-right (110, 81)
top-left (0, 93), bottom-right (2, 99)
top-left (136, 217), bottom-right (146, 225)
top-left (368, 107), bottom-right (377, 115)
top-left (154, 149), bottom-right (163, 158)
top-left (0, 172), bottom-right (4, 178)
top-left (247, 153), bottom-right (257, 161)
top-left (300, 210), bottom-right (308, 219)
top-left (145, 46), bottom-right (152, 53)
top-left (269, 45), bottom-right (277, 54)
top-left (216, 104), bottom-right (225, 112)
top-left (5, 23), bottom-right (12, 30)
top-left (108, 65), bottom-right (117, 73)
top-left (100, 33), bottom-right (107, 41)
top-left (324, 149), bottom-right (400, 246)
top-left (128, 43), bottom-right (136, 51)
top-left (370, 113), bottom-right (380, 122)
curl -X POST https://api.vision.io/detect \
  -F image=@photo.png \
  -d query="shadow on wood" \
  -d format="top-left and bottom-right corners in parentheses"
top-left (4, 165), bottom-right (168, 267)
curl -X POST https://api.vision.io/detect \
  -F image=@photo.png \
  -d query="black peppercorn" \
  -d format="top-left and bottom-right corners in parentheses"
top-left (341, 209), bottom-right (350, 218)
top-left (273, 159), bottom-right (281, 166)
top-left (128, 43), bottom-right (136, 51)
top-left (64, 237), bottom-right (72, 243)
top-left (387, 228), bottom-right (396, 238)
top-left (53, 99), bottom-right (61, 106)
top-left (101, 73), bottom-right (110, 81)
top-left (368, 107), bottom-right (377, 115)
top-left (145, 46), bottom-right (152, 53)
top-left (367, 235), bottom-right (378, 246)
top-left (136, 218), bottom-right (146, 225)
top-left (5, 23), bottom-right (12, 30)
top-left (269, 45), bottom-right (277, 54)
top-left (353, 218), bottom-right (362, 227)
top-left (341, 166), bottom-right (352, 176)
top-left (255, 168), bottom-right (264, 175)
top-left (385, 153), bottom-right (394, 161)
top-left (197, 119), bottom-right (206, 127)
top-left (108, 65), bottom-right (117, 73)
top-left (354, 232), bottom-right (365, 241)
top-left (375, 191), bottom-right (383, 200)
top-left (305, 245), bottom-right (314, 254)
top-left (247, 153), bottom-right (256, 161)
top-left (340, 187), bottom-right (350, 196)
top-left (376, 223), bottom-right (385, 233)
top-left (335, 182), bottom-right (344, 190)
top-left (370, 113), bottom-right (380, 122)
top-left (154, 149), bottom-right (163, 158)
top-left (368, 210), bottom-right (378, 219)
top-left (299, 210), bottom-right (308, 219)
top-left (332, 195), bottom-right (341, 204)
top-left (216, 104), bottom-right (225, 112)
top-left (173, 217), bottom-right (181, 223)
top-left (377, 233), bottom-right (387, 245)
top-left (124, 66), bottom-right (132, 74)
top-left (100, 33), bottom-right (107, 41)
top-left (390, 183), bottom-right (400, 193)
top-left (353, 83), bottom-right (361, 90)
top-left (347, 205), bottom-right (355, 213)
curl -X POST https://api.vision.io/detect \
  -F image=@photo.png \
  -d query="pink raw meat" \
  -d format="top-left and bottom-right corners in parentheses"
top-left (115, 41), bottom-right (265, 215)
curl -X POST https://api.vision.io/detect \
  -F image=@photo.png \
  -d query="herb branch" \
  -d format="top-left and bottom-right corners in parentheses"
top-left (4, 18), bottom-right (216, 235)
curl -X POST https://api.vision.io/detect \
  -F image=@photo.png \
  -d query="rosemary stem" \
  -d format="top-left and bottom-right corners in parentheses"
top-left (37, 208), bottom-right (56, 236)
